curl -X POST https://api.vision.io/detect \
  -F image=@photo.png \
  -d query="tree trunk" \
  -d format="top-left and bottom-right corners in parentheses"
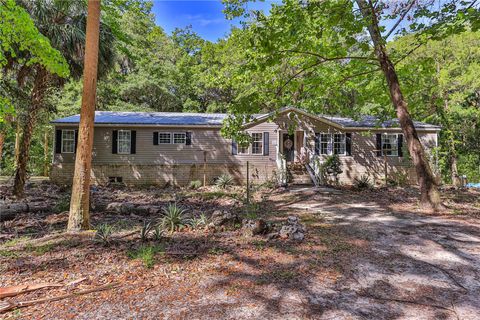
top-left (356, 0), bottom-right (442, 210)
top-left (450, 140), bottom-right (461, 186)
top-left (14, 120), bottom-right (20, 168)
top-left (0, 130), bottom-right (4, 167)
top-left (67, 0), bottom-right (101, 231)
top-left (13, 67), bottom-right (49, 198)
top-left (43, 130), bottom-right (49, 177)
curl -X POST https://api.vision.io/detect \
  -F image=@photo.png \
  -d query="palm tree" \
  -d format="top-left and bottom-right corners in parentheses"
top-left (12, 0), bottom-right (115, 197)
top-left (68, 0), bottom-right (101, 231)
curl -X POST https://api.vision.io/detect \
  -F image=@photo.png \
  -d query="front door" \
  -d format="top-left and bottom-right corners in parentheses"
top-left (282, 133), bottom-right (295, 162)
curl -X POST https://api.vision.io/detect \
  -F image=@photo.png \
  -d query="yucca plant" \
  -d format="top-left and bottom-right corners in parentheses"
top-left (189, 180), bottom-right (202, 189)
top-left (353, 175), bottom-right (373, 190)
top-left (215, 174), bottom-right (234, 189)
top-left (140, 221), bottom-right (155, 242)
top-left (94, 224), bottom-right (114, 245)
top-left (188, 213), bottom-right (209, 230)
top-left (161, 203), bottom-right (187, 233)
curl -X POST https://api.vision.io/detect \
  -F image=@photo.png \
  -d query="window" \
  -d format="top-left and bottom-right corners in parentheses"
top-left (251, 133), bottom-right (263, 154)
top-left (173, 133), bottom-right (186, 144)
top-left (382, 134), bottom-right (398, 156)
top-left (319, 134), bottom-right (330, 155)
top-left (333, 133), bottom-right (346, 155)
top-left (61, 130), bottom-right (75, 153)
top-left (238, 144), bottom-right (249, 154)
top-left (118, 130), bottom-right (131, 154)
top-left (158, 133), bottom-right (171, 144)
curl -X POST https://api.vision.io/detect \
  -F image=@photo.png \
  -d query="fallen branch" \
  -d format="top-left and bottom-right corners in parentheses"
top-left (359, 293), bottom-right (456, 314)
top-left (0, 282), bottom-right (119, 313)
top-left (0, 283), bottom-right (62, 299)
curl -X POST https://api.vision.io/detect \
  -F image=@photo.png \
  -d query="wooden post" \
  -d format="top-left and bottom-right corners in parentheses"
top-left (203, 150), bottom-right (207, 187)
top-left (246, 161), bottom-right (250, 204)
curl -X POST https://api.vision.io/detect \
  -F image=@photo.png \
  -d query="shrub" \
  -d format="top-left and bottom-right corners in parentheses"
top-left (188, 213), bottom-right (209, 229)
top-left (127, 244), bottom-right (165, 268)
top-left (161, 202), bottom-right (187, 232)
top-left (215, 174), bottom-right (234, 189)
top-left (94, 224), bottom-right (114, 245)
top-left (353, 175), bottom-right (373, 190)
top-left (53, 196), bottom-right (70, 213)
top-left (388, 171), bottom-right (409, 187)
top-left (189, 180), bottom-right (202, 189)
top-left (320, 155), bottom-right (343, 185)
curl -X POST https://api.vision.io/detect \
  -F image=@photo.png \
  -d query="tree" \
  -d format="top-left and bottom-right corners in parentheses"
top-left (11, 0), bottom-right (115, 197)
top-left (222, 0), bottom-right (480, 210)
top-left (67, 0), bottom-right (102, 231)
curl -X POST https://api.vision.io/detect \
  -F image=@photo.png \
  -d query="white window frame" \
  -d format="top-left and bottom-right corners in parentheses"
top-left (319, 133), bottom-right (331, 155)
top-left (61, 129), bottom-right (75, 154)
top-left (381, 133), bottom-right (398, 157)
top-left (333, 133), bottom-right (346, 156)
top-left (251, 133), bottom-right (263, 155)
top-left (117, 129), bottom-right (131, 154)
top-left (173, 132), bottom-right (186, 144)
top-left (158, 132), bottom-right (172, 144)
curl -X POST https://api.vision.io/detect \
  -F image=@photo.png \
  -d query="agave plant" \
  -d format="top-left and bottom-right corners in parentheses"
top-left (140, 220), bottom-right (155, 242)
top-left (215, 174), bottom-right (234, 189)
top-left (94, 224), bottom-right (114, 245)
top-left (161, 203), bottom-right (187, 233)
top-left (188, 213), bottom-right (209, 230)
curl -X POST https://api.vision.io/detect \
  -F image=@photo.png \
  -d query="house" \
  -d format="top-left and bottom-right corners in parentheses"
top-left (50, 107), bottom-right (440, 186)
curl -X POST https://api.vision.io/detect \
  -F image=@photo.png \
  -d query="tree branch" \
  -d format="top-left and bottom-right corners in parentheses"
top-left (385, 0), bottom-right (417, 39)
top-left (277, 49), bottom-right (377, 61)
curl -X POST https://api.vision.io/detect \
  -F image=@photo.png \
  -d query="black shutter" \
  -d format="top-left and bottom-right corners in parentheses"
top-left (186, 132), bottom-right (192, 145)
top-left (263, 132), bottom-right (269, 155)
top-left (131, 130), bottom-right (136, 154)
top-left (232, 139), bottom-right (237, 155)
top-left (153, 132), bottom-right (159, 145)
top-left (314, 133), bottom-right (320, 155)
top-left (55, 129), bottom-right (62, 153)
top-left (376, 133), bottom-right (382, 157)
top-left (397, 134), bottom-right (403, 157)
top-left (74, 129), bottom-right (78, 153)
top-left (112, 130), bottom-right (118, 154)
top-left (346, 133), bottom-right (352, 156)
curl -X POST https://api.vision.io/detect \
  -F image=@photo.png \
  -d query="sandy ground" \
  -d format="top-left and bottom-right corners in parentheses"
top-left (1, 184), bottom-right (480, 319)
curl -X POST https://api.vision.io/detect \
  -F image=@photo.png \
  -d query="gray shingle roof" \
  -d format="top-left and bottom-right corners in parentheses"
top-left (52, 110), bottom-right (440, 130)
top-left (52, 111), bottom-right (227, 126)
top-left (322, 115), bottom-right (440, 129)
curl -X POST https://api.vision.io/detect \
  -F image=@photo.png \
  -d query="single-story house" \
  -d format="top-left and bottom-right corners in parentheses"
top-left (50, 107), bottom-right (440, 186)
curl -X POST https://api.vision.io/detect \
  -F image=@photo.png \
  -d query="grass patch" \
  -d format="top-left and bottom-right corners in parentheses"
top-left (25, 243), bottom-right (56, 256)
top-left (2, 236), bottom-right (31, 247)
top-left (208, 247), bottom-right (226, 255)
top-left (127, 244), bottom-right (165, 268)
top-left (0, 249), bottom-right (19, 258)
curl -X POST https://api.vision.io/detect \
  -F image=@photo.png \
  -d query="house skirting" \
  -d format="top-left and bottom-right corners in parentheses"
top-left (50, 163), bottom-right (277, 186)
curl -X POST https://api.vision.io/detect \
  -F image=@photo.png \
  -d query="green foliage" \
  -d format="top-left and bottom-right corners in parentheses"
top-left (215, 174), bottom-right (234, 189)
top-left (140, 221), bottom-right (165, 241)
top-left (161, 203), bottom-right (187, 232)
top-left (189, 180), bottom-right (202, 190)
top-left (188, 213), bottom-right (209, 229)
top-left (127, 244), bottom-right (165, 268)
top-left (53, 196), bottom-right (70, 213)
top-left (353, 175), bottom-right (373, 190)
top-left (94, 224), bottom-right (115, 245)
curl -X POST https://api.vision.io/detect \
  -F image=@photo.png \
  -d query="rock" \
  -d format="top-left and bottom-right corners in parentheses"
top-left (210, 210), bottom-right (240, 227)
top-left (266, 232), bottom-right (279, 240)
top-left (278, 215), bottom-right (306, 241)
top-left (135, 205), bottom-right (160, 215)
top-left (242, 219), bottom-right (269, 237)
top-left (106, 202), bottom-right (135, 214)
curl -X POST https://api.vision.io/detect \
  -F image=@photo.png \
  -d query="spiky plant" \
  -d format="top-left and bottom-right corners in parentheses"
top-left (188, 213), bottom-right (209, 230)
top-left (140, 220), bottom-right (155, 242)
top-left (189, 180), bottom-right (202, 189)
top-left (353, 175), bottom-right (373, 190)
top-left (94, 224), bottom-right (114, 245)
top-left (161, 203), bottom-right (187, 233)
top-left (215, 174), bottom-right (234, 189)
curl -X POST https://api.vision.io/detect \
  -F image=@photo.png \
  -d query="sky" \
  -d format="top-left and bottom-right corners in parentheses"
top-left (151, 0), bottom-right (278, 42)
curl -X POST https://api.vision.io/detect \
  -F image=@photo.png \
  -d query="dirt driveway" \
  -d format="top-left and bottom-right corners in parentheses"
top-left (1, 185), bottom-right (480, 319)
